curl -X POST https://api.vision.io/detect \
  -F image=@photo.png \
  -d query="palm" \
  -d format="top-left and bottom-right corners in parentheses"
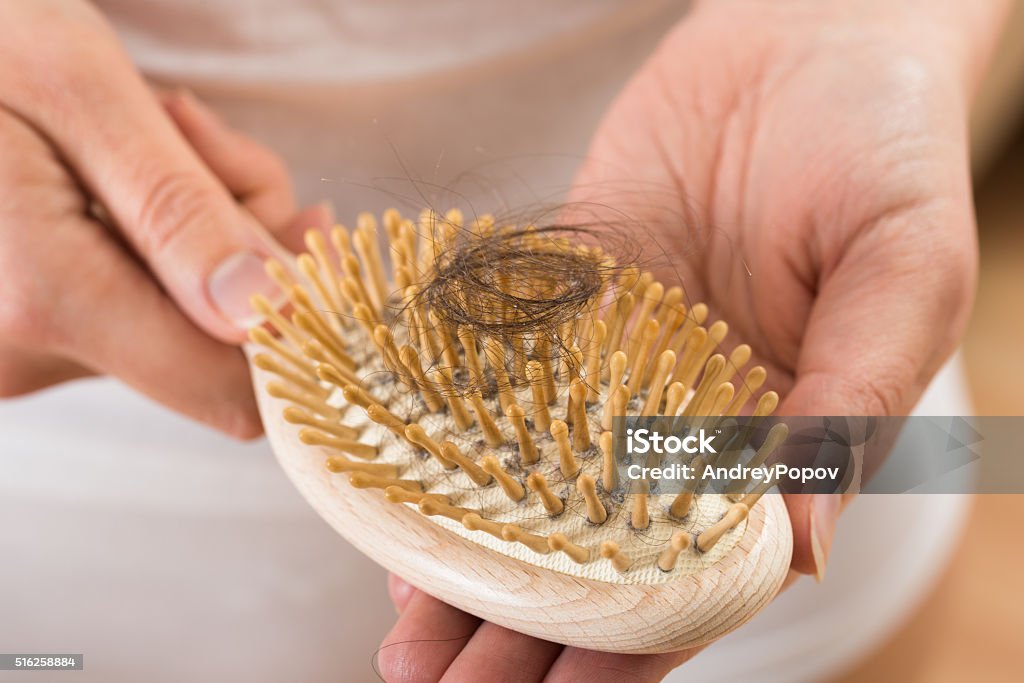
top-left (571, 10), bottom-right (974, 415)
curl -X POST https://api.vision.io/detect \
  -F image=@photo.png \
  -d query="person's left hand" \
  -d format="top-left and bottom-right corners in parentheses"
top-left (374, 1), bottom-right (1004, 679)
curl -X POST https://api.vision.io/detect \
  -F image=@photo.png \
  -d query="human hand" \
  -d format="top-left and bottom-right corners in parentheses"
top-left (0, 0), bottom-right (330, 436)
top-left (377, 1), bottom-right (1007, 680)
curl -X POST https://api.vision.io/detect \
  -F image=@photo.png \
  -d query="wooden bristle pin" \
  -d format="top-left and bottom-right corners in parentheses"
top-left (605, 292), bottom-right (635, 356)
top-left (462, 512), bottom-right (506, 540)
top-left (602, 350), bottom-right (629, 429)
top-left (663, 382), bottom-right (686, 418)
top-left (419, 498), bottom-right (474, 523)
top-left (501, 525), bottom-right (551, 554)
top-left (608, 350), bottom-right (628, 395)
top-left (550, 420), bottom-right (580, 479)
top-left (249, 327), bottom-right (313, 377)
top-left (671, 326), bottom-right (707, 387)
top-left (384, 486), bottom-right (448, 507)
top-left (526, 473), bottom-right (563, 515)
top-left (329, 225), bottom-right (353, 262)
top-left (626, 319), bottom-right (660, 395)
top-left (583, 320), bottom-right (607, 402)
top-left (548, 533), bottom-right (590, 565)
top-left (721, 344), bottom-right (752, 384)
top-left (325, 456), bottom-right (398, 478)
top-left (294, 309), bottom-right (355, 371)
top-left (631, 481), bottom-right (650, 530)
top-left (626, 281), bottom-right (664, 354)
top-left (657, 532), bottom-right (693, 572)
top-left (641, 350), bottom-right (676, 416)
top-left (599, 431), bottom-right (617, 491)
top-left (404, 424), bottom-right (456, 469)
top-left (469, 392), bottom-right (504, 447)
top-left (399, 346), bottom-right (444, 412)
top-left (266, 382), bottom-right (340, 421)
top-left (576, 474), bottom-right (607, 524)
top-left (321, 366), bottom-right (364, 398)
top-left (440, 441), bottom-right (492, 487)
top-left (740, 478), bottom-right (776, 510)
top-left (646, 292), bottom-right (685, 383)
top-left (303, 342), bottom-right (361, 388)
top-left (506, 404), bottom-right (538, 464)
top-left (341, 254), bottom-right (375, 317)
top-left (697, 503), bottom-right (750, 553)
top-left (348, 471), bottom-right (422, 493)
top-left (457, 327), bottom-right (484, 387)
top-left (435, 372), bottom-right (474, 432)
top-left (682, 354), bottom-right (726, 416)
top-left (250, 293), bottom-right (304, 348)
top-left (600, 541), bottom-right (632, 573)
top-left (303, 229), bottom-right (346, 318)
top-left (670, 455), bottom-right (706, 519)
top-left (283, 406), bottom-right (358, 440)
top-left (568, 382), bottom-right (591, 452)
top-left (480, 456), bottom-right (525, 502)
top-left (360, 404), bottom-right (404, 439)
top-left (429, 311), bottom-right (462, 370)
top-left (525, 361), bottom-right (552, 432)
top-left (373, 325), bottom-right (403, 374)
top-left (264, 257), bottom-right (296, 295)
top-left (299, 428), bottom-right (378, 460)
top-left (725, 366), bottom-right (767, 416)
top-left (484, 338), bottom-right (516, 412)
top-left (253, 353), bottom-right (326, 398)
top-left (352, 215), bottom-right (388, 308)
top-left (602, 384), bottom-right (629, 432)
top-left (296, 253), bottom-right (340, 329)
top-left (727, 422), bottom-right (790, 499)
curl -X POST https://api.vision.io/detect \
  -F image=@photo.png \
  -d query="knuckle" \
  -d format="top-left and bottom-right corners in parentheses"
top-left (837, 370), bottom-right (907, 417)
top-left (0, 358), bottom-right (54, 398)
top-left (930, 238), bottom-right (977, 306)
top-left (0, 359), bottom-right (26, 398)
top-left (0, 284), bottom-right (54, 348)
top-left (135, 170), bottom-right (223, 257)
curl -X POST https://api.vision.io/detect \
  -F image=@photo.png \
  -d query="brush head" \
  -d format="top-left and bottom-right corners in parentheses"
top-left (247, 209), bottom-right (793, 653)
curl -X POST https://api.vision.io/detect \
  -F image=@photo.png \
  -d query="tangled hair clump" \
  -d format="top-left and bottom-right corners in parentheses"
top-left (391, 220), bottom-right (641, 397)
top-left (423, 225), bottom-right (609, 340)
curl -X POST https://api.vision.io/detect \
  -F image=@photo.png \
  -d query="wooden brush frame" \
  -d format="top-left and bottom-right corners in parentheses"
top-left (250, 350), bottom-right (793, 654)
top-left (246, 209), bottom-right (796, 654)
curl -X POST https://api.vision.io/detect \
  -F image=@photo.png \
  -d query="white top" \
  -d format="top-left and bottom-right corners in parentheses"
top-left (0, 2), bottom-right (969, 681)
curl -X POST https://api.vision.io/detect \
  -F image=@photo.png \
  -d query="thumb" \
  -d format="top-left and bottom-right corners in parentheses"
top-left (7, 39), bottom-right (286, 342)
top-left (779, 209), bottom-right (976, 579)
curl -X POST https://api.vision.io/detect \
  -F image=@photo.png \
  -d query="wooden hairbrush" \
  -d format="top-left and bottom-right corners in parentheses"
top-left (246, 209), bottom-right (792, 654)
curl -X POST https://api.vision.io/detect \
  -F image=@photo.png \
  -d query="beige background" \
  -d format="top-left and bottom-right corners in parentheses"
top-left (836, 3), bottom-right (1024, 678)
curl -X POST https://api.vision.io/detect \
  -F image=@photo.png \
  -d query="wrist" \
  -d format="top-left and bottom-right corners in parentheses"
top-left (692, 0), bottom-right (1011, 102)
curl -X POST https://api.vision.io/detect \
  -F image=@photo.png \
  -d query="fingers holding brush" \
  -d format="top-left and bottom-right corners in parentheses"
top-left (159, 88), bottom-right (335, 253)
top-left (440, 622), bottom-right (563, 683)
top-left (0, 86), bottom-right (316, 437)
top-left (378, 587), bottom-right (482, 683)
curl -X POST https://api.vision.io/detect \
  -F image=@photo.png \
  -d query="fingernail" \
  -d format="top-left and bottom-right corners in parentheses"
top-left (810, 494), bottom-right (840, 582)
top-left (208, 251), bottom-right (279, 329)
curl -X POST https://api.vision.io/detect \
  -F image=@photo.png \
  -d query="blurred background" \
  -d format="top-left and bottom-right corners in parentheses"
top-left (0, 3), bottom-right (1021, 681)
top-left (837, 3), bottom-right (1024, 680)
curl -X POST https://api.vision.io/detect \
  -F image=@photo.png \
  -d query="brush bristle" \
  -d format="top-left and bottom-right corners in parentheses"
top-left (249, 209), bottom-right (785, 582)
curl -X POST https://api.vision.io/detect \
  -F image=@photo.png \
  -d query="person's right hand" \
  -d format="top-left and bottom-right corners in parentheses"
top-left (0, 0), bottom-right (331, 436)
